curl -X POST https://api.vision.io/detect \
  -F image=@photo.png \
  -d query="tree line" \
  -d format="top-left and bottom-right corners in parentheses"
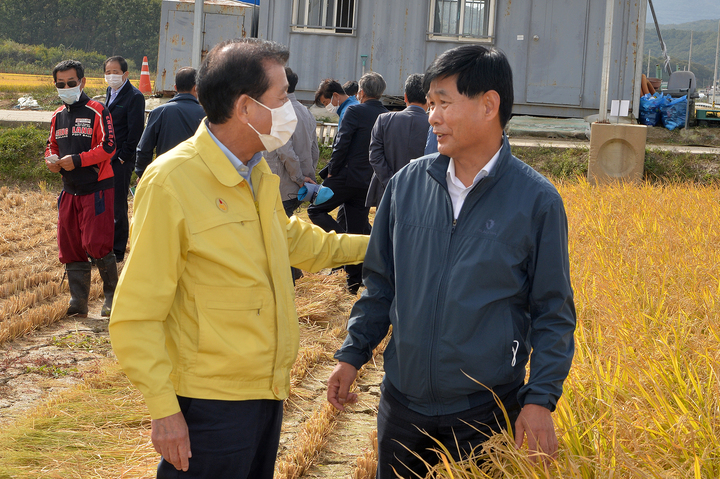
top-left (644, 26), bottom-right (720, 86)
top-left (0, 0), bottom-right (162, 74)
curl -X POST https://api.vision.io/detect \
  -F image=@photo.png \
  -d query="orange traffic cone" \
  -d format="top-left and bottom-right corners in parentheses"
top-left (139, 56), bottom-right (152, 94)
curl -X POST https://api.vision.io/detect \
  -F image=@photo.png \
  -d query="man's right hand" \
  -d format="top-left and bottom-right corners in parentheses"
top-left (45, 157), bottom-right (61, 173)
top-left (327, 361), bottom-right (359, 411)
top-left (151, 411), bottom-right (192, 471)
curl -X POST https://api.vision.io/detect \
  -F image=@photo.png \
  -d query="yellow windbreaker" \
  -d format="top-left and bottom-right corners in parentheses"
top-left (109, 123), bottom-right (368, 419)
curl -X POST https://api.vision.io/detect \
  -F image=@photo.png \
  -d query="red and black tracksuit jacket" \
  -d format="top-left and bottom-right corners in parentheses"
top-left (46, 92), bottom-right (116, 195)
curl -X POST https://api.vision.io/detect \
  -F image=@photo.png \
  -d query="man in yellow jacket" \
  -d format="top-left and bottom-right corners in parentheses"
top-left (109, 38), bottom-right (369, 478)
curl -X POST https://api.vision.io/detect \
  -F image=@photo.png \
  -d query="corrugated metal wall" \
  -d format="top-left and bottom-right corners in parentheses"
top-left (155, 0), bottom-right (646, 118)
top-left (257, 0), bottom-right (647, 118)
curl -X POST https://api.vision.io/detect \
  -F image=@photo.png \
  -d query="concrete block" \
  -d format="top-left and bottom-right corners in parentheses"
top-left (588, 122), bottom-right (647, 185)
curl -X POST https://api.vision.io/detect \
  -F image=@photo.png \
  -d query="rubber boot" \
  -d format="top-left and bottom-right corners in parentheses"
top-left (95, 252), bottom-right (118, 317)
top-left (66, 261), bottom-right (92, 318)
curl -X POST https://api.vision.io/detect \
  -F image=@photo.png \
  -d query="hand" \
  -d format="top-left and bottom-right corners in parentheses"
top-left (327, 173), bottom-right (333, 178)
top-left (45, 157), bottom-right (61, 173)
top-left (151, 411), bottom-right (192, 471)
top-left (514, 403), bottom-right (558, 463)
top-left (327, 361), bottom-right (359, 411)
top-left (56, 155), bottom-right (75, 171)
top-left (304, 176), bottom-right (317, 185)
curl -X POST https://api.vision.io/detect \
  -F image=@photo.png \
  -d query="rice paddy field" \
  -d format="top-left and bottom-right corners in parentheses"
top-left (0, 73), bottom-right (151, 91)
top-left (0, 177), bottom-right (718, 478)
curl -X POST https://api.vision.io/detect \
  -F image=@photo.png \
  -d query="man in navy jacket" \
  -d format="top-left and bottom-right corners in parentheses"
top-left (308, 72), bottom-right (388, 294)
top-left (104, 56), bottom-right (145, 262)
top-left (135, 67), bottom-right (205, 179)
top-left (327, 45), bottom-right (576, 478)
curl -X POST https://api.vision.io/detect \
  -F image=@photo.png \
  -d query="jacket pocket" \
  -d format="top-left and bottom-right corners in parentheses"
top-left (192, 285), bottom-right (275, 382)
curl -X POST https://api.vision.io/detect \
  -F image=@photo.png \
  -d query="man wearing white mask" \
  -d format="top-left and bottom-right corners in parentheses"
top-left (314, 78), bottom-right (358, 126)
top-left (104, 55), bottom-right (145, 262)
top-left (45, 59), bottom-right (117, 318)
top-left (109, 38), bottom-right (369, 479)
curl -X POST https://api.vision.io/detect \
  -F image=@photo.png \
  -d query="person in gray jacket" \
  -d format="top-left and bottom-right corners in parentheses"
top-left (327, 45), bottom-right (576, 478)
top-left (264, 67), bottom-right (319, 218)
top-left (365, 73), bottom-right (429, 208)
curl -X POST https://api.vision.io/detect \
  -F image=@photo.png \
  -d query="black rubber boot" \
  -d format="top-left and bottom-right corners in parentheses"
top-left (95, 252), bottom-right (118, 317)
top-left (66, 261), bottom-right (92, 318)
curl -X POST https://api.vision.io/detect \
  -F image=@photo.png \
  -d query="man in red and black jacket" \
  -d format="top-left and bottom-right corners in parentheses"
top-left (45, 59), bottom-right (118, 319)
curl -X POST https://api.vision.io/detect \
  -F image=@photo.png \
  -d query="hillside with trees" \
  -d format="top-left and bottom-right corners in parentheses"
top-left (0, 0), bottom-right (161, 73)
top-left (644, 21), bottom-right (720, 87)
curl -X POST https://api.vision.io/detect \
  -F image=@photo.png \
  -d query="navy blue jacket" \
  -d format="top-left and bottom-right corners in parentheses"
top-left (335, 136), bottom-right (576, 416)
top-left (135, 93), bottom-right (205, 178)
top-left (327, 99), bottom-right (388, 189)
top-left (105, 80), bottom-right (145, 165)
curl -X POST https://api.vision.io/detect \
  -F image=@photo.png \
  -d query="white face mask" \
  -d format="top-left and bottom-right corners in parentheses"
top-left (57, 85), bottom-right (82, 105)
top-left (325, 96), bottom-right (339, 114)
top-left (105, 74), bottom-right (124, 90)
top-left (248, 97), bottom-right (297, 152)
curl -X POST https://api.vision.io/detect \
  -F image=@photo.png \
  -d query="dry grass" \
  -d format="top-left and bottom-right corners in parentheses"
top-left (0, 73), bottom-right (149, 91)
top-left (1, 181), bottom-right (719, 477)
top-left (0, 360), bottom-right (157, 479)
top-left (431, 179), bottom-right (720, 478)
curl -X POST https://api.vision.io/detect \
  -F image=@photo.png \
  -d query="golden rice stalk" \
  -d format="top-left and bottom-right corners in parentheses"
top-left (275, 402), bottom-right (340, 479)
top-left (351, 430), bottom-right (378, 479)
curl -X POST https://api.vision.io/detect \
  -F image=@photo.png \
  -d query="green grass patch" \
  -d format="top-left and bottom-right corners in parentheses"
top-left (0, 126), bottom-right (61, 187)
top-left (0, 40), bottom-right (116, 78)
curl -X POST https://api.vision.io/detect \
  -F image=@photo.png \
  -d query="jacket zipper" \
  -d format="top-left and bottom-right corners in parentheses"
top-left (427, 176), bottom-right (490, 414)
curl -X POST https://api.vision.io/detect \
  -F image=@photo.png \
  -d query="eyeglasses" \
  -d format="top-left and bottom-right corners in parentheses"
top-left (55, 80), bottom-right (79, 89)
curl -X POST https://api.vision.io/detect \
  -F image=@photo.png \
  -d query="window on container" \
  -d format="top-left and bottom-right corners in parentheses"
top-left (429, 0), bottom-right (495, 41)
top-left (292, 0), bottom-right (356, 34)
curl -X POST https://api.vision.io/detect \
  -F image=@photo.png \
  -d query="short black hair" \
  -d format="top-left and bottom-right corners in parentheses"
top-left (197, 38), bottom-right (290, 124)
top-left (314, 79), bottom-right (345, 106)
top-left (104, 56), bottom-right (128, 73)
top-left (342, 80), bottom-right (358, 96)
top-left (175, 67), bottom-right (197, 92)
top-left (285, 67), bottom-right (298, 93)
top-left (404, 73), bottom-right (425, 104)
top-left (423, 45), bottom-right (514, 128)
top-left (53, 60), bottom-right (84, 82)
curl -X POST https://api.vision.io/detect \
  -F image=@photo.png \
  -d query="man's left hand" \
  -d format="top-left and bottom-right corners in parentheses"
top-left (56, 155), bottom-right (75, 171)
top-left (514, 403), bottom-right (558, 462)
top-left (304, 176), bottom-right (317, 185)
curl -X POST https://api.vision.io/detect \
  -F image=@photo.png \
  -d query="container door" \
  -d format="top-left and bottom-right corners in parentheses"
top-left (158, 9), bottom-right (194, 93)
top-left (203, 11), bottom-right (252, 60)
top-left (526, 0), bottom-right (588, 105)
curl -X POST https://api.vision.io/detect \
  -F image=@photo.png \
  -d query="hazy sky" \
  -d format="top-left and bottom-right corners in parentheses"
top-left (648, 0), bottom-right (720, 25)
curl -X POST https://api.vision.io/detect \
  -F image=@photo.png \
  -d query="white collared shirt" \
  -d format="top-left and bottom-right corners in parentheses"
top-left (446, 144), bottom-right (502, 220)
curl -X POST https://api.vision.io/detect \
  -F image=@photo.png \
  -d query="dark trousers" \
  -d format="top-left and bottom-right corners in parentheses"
top-left (112, 158), bottom-right (134, 260)
top-left (57, 188), bottom-right (115, 263)
top-left (157, 397), bottom-right (283, 479)
top-left (376, 384), bottom-right (522, 479)
top-left (307, 176), bottom-right (369, 287)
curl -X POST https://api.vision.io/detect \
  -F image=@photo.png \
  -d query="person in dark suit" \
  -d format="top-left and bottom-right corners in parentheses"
top-left (365, 74), bottom-right (429, 208)
top-left (104, 55), bottom-right (145, 262)
top-left (308, 72), bottom-right (388, 294)
top-left (135, 67), bottom-right (205, 180)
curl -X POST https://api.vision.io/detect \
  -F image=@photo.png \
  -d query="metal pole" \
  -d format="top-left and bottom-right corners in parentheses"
top-left (647, 49), bottom-right (651, 77)
top-left (192, 0), bottom-right (204, 68)
top-left (688, 31), bottom-right (693, 71)
top-left (713, 20), bottom-right (719, 106)
top-left (598, 0), bottom-right (615, 122)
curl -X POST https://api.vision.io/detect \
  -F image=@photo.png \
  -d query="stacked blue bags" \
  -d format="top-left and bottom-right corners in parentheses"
top-left (639, 93), bottom-right (687, 130)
